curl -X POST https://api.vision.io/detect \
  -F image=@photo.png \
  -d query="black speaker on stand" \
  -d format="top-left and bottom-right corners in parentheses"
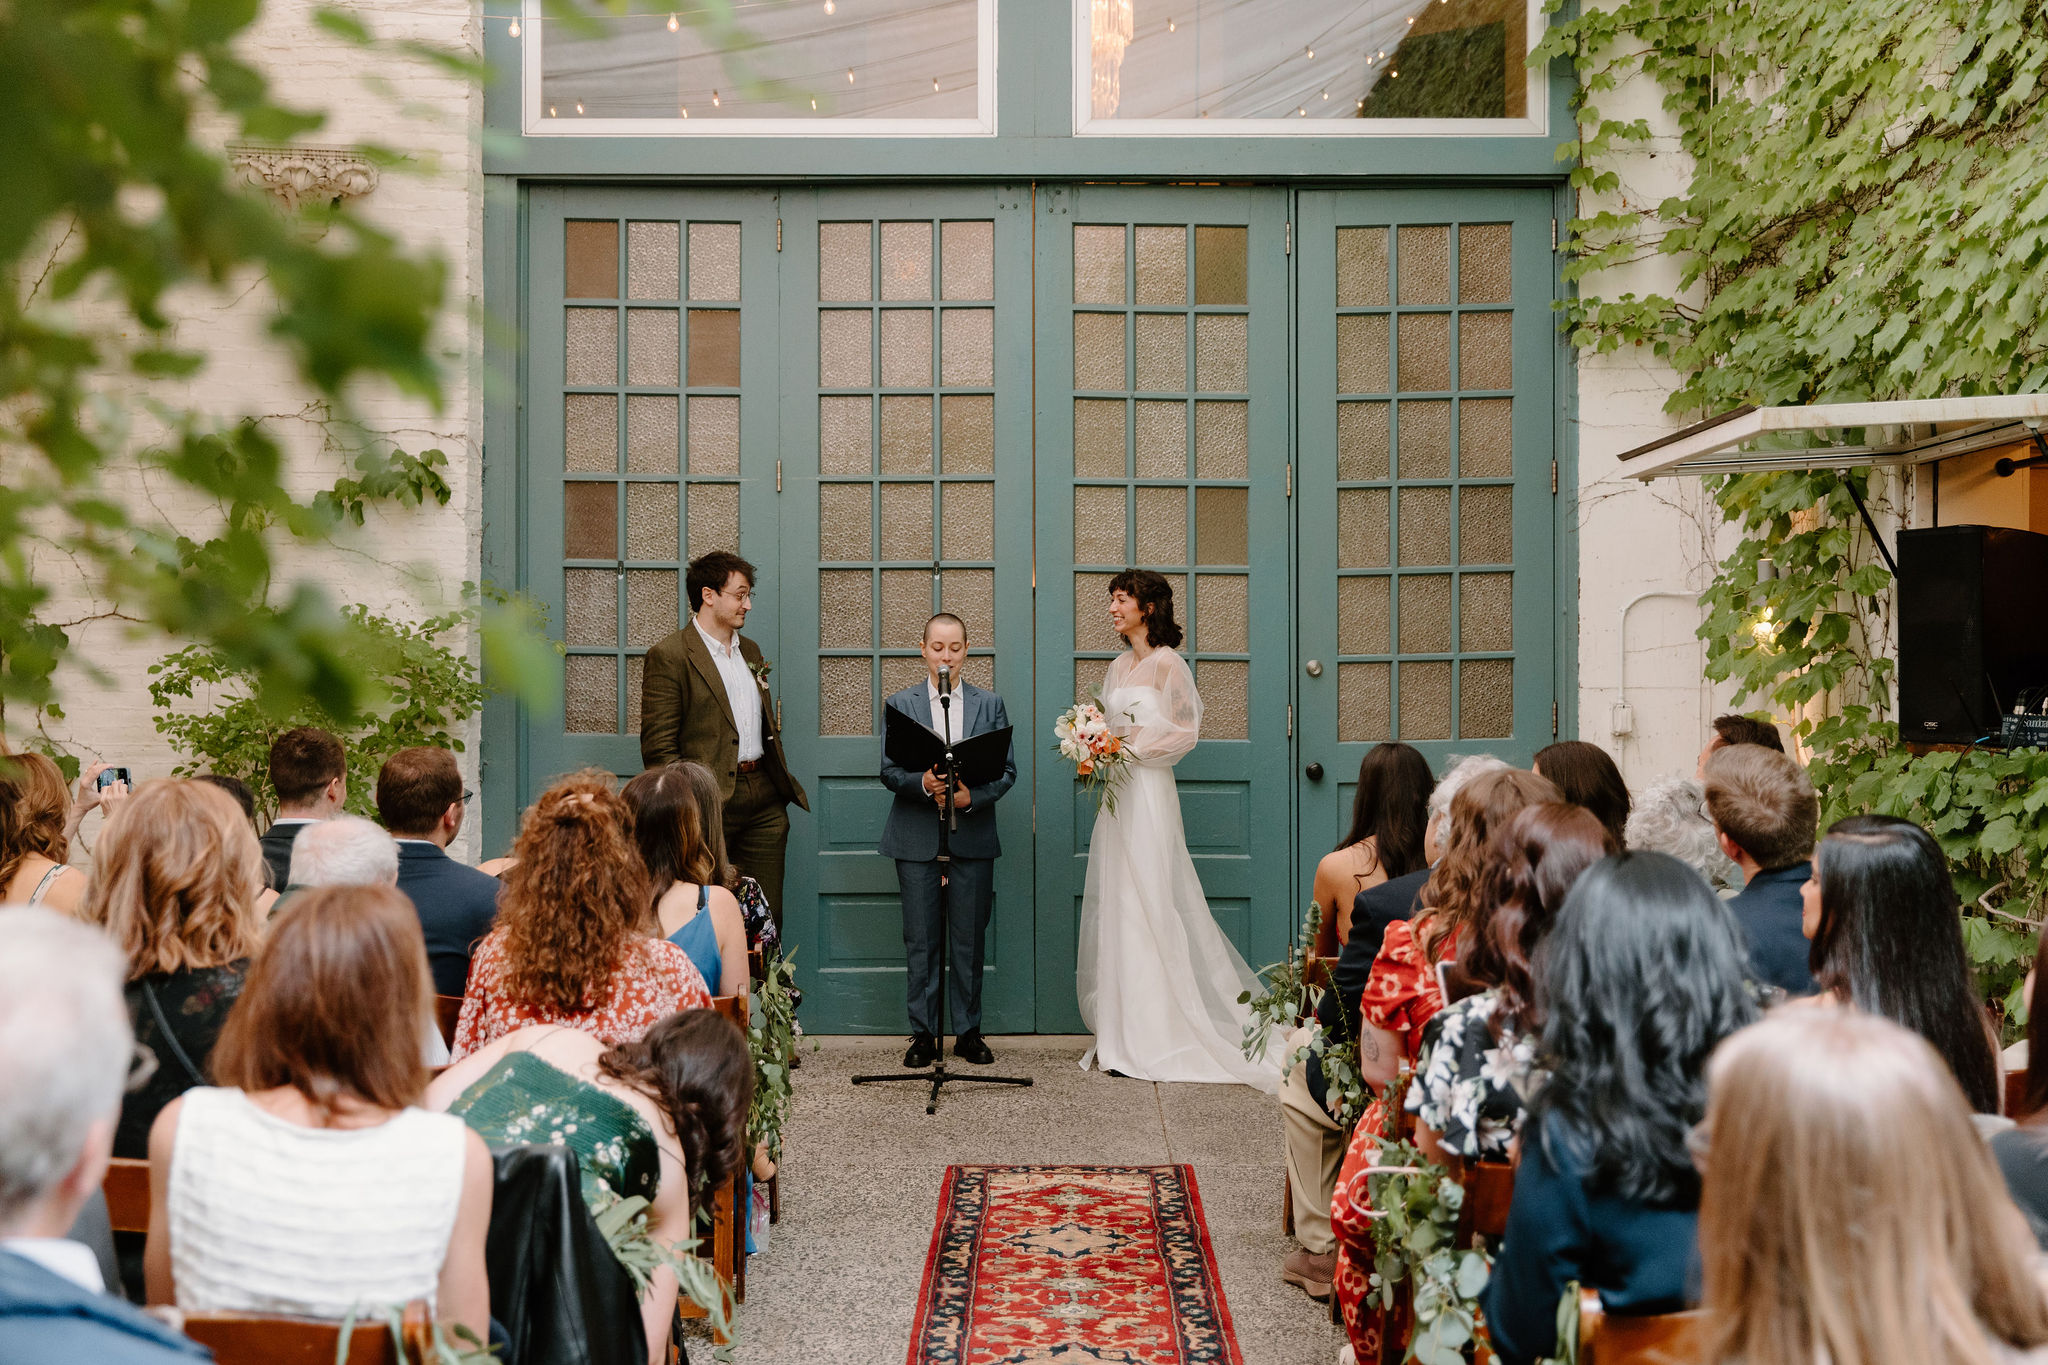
top-left (1897, 524), bottom-right (2048, 744)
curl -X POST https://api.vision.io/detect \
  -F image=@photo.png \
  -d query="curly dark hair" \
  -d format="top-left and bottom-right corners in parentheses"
top-left (1464, 802), bottom-right (1615, 1034)
top-left (1531, 851), bottom-right (1757, 1206)
top-left (600, 1009), bottom-right (753, 1201)
top-left (1414, 768), bottom-right (1559, 961)
top-left (1811, 815), bottom-right (2000, 1114)
top-left (499, 771), bottom-right (652, 1015)
top-left (1107, 569), bottom-right (1183, 650)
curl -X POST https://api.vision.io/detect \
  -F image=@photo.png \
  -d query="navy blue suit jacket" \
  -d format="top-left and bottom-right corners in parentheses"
top-left (0, 1249), bottom-right (211, 1365)
top-left (395, 840), bottom-right (504, 997)
top-left (1727, 860), bottom-right (1818, 997)
top-left (1308, 866), bottom-right (1432, 1107)
top-left (878, 682), bottom-right (1017, 862)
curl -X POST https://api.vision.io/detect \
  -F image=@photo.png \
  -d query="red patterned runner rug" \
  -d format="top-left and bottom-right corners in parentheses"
top-left (907, 1164), bottom-right (1246, 1365)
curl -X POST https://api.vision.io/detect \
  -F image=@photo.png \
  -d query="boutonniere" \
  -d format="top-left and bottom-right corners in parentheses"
top-left (749, 658), bottom-right (773, 689)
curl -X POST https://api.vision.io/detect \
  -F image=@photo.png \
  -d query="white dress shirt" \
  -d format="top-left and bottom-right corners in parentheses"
top-left (695, 618), bottom-right (765, 762)
top-left (925, 676), bottom-right (961, 743)
top-left (0, 1236), bottom-right (105, 1293)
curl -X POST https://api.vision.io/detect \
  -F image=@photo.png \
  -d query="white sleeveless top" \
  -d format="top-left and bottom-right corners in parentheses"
top-left (168, 1087), bottom-right (466, 1319)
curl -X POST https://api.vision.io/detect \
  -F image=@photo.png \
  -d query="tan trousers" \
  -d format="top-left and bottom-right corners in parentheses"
top-left (1279, 1024), bottom-right (1344, 1254)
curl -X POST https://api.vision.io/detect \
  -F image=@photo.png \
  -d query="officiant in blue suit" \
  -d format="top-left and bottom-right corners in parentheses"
top-left (880, 612), bottom-right (1017, 1070)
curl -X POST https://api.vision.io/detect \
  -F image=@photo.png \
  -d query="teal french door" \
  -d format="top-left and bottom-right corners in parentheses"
top-left (1292, 190), bottom-right (1559, 875)
top-left (776, 188), bottom-right (1039, 1035)
top-left (1031, 186), bottom-right (1298, 1031)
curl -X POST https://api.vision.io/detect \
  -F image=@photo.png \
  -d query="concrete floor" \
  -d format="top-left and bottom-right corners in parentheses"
top-left (727, 1035), bottom-right (1344, 1365)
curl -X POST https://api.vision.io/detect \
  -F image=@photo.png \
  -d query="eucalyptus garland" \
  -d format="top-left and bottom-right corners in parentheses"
top-left (1362, 1135), bottom-right (1492, 1365)
top-left (748, 947), bottom-right (803, 1161)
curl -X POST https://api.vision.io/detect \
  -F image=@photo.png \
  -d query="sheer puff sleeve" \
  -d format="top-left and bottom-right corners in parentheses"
top-left (1109, 649), bottom-right (1202, 767)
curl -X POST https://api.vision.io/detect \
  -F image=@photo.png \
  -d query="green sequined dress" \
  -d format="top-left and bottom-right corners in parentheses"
top-left (447, 1051), bottom-right (660, 1210)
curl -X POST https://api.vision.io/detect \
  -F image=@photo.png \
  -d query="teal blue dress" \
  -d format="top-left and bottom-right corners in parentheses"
top-left (665, 885), bottom-right (723, 993)
top-left (446, 1051), bottom-right (660, 1210)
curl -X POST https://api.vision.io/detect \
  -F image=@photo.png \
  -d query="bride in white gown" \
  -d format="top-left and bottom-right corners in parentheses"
top-left (1077, 572), bottom-right (1279, 1092)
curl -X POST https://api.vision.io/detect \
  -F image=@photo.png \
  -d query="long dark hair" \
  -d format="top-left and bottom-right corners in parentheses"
top-left (1532, 851), bottom-right (1757, 1205)
top-left (1811, 815), bottom-right (2000, 1115)
top-left (2025, 932), bottom-right (2048, 1122)
top-left (1335, 744), bottom-right (1432, 880)
top-left (1108, 569), bottom-right (1183, 650)
top-left (1465, 802), bottom-right (1615, 1033)
top-left (622, 764), bottom-right (715, 913)
top-left (1533, 741), bottom-right (1632, 850)
top-left (599, 1009), bottom-right (753, 1200)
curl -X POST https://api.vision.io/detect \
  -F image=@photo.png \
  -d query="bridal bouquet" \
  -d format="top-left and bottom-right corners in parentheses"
top-left (1054, 701), bottom-right (1132, 814)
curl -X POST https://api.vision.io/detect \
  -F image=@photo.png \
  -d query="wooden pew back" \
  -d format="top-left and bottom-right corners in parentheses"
top-left (184, 1299), bottom-right (433, 1365)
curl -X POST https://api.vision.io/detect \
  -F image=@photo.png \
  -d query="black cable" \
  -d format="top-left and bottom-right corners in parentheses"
top-left (1839, 471), bottom-right (1900, 578)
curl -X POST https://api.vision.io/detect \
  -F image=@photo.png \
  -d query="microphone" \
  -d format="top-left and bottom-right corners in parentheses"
top-left (938, 664), bottom-right (952, 697)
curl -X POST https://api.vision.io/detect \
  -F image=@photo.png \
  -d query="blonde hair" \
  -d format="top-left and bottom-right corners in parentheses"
top-left (82, 779), bottom-right (267, 980)
top-left (1700, 1007), bottom-right (2048, 1365)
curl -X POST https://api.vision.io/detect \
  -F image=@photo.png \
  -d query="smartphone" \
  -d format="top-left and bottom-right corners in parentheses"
top-left (96, 766), bottom-right (132, 790)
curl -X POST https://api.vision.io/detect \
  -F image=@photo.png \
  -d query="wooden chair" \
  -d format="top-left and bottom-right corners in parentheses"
top-left (1443, 1155), bottom-right (1515, 1247)
top-left (183, 1299), bottom-right (434, 1364)
top-left (434, 995), bottom-right (464, 1049)
top-left (1578, 1289), bottom-right (1708, 1365)
top-left (2006, 1068), bottom-right (2033, 1121)
top-left (103, 1155), bottom-right (152, 1235)
top-left (674, 992), bottom-right (749, 1340)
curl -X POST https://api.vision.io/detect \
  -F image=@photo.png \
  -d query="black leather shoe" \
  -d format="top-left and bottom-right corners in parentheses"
top-left (903, 1033), bottom-right (939, 1068)
top-left (953, 1031), bottom-right (995, 1065)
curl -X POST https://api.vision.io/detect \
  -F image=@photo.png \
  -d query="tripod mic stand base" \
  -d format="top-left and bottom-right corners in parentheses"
top-left (851, 1063), bottom-right (1034, 1115)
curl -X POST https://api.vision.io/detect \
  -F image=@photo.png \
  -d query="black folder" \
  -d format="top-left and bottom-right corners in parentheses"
top-left (884, 704), bottom-right (1013, 788)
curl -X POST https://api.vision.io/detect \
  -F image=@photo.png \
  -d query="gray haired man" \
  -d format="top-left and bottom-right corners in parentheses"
top-left (0, 907), bottom-right (209, 1361)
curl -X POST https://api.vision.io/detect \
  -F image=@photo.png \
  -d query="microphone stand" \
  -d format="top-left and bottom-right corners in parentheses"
top-left (852, 670), bottom-right (1033, 1114)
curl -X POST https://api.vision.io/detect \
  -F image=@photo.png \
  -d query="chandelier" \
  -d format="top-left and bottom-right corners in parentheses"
top-left (1090, 0), bottom-right (1134, 119)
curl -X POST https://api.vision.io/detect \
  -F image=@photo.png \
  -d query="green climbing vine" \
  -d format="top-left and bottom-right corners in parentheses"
top-left (1537, 0), bottom-right (2048, 1017)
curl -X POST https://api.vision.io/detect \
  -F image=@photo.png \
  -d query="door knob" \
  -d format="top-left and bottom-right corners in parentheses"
top-left (1304, 659), bottom-right (1324, 677)
top-left (1306, 762), bottom-right (1325, 781)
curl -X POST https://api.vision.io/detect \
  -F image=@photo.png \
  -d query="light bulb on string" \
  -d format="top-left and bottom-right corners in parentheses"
top-left (507, 18), bottom-right (519, 36)
top-left (1321, 89), bottom-right (1329, 99)
top-left (932, 76), bottom-right (940, 91)
top-left (575, 100), bottom-right (585, 114)
top-left (1305, 46), bottom-right (1314, 58)
top-left (811, 97), bottom-right (818, 109)
top-left (712, 90), bottom-right (721, 105)
top-left (680, 106), bottom-right (689, 117)
top-left (1297, 106), bottom-right (1306, 115)
top-left (1390, 69), bottom-right (1399, 77)
top-left (667, 12), bottom-right (678, 30)
top-left (824, 0), bottom-right (834, 10)
top-left (847, 67), bottom-right (856, 83)
top-left (1167, 16), bottom-right (1176, 31)
top-left (547, 103), bottom-right (557, 116)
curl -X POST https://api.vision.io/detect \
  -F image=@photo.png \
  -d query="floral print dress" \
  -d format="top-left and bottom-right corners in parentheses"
top-left (446, 1050), bottom-right (660, 1213)
top-left (1402, 988), bottom-right (1545, 1162)
top-left (1328, 918), bottom-right (1455, 1361)
top-left (452, 930), bottom-right (711, 1060)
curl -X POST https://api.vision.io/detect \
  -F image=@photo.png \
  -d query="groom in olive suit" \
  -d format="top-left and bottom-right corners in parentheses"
top-left (879, 613), bottom-right (1016, 1069)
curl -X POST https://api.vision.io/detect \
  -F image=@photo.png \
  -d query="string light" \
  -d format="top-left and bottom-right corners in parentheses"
top-left (1305, 46), bottom-right (1314, 58)
top-left (667, 12), bottom-right (678, 29)
top-left (547, 103), bottom-right (557, 116)
top-left (847, 67), bottom-right (856, 83)
top-left (1356, 98), bottom-right (1365, 109)
top-left (824, 0), bottom-right (834, 10)
top-left (1297, 106), bottom-right (1306, 115)
top-left (1166, 16), bottom-right (1175, 30)
top-left (712, 89), bottom-right (721, 105)
top-left (575, 100), bottom-right (585, 114)
top-left (1406, 14), bottom-right (1414, 21)
top-left (811, 96), bottom-right (819, 109)
top-left (1321, 88), bottom-right (1329, 99)
top-left (1390, 69), bottom-right (1399, 77)
top-left (680, 107), bottom-right (689, 117)
top-left (932, 76), bottom-right (941, 91)
top-left (507, 18), bottom-right (519, 36)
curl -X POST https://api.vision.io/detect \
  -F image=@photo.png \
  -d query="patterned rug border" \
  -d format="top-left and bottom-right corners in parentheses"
top-left (907, 1163), bottom-right (1246, 1365)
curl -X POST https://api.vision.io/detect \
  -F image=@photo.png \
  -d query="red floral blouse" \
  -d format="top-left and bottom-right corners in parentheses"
top-left (451, 929), bottom-right (712, 1060)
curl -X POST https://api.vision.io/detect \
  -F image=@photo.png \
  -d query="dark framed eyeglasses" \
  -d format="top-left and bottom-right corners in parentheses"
top-left (459, 789), bottom-right (476, 806)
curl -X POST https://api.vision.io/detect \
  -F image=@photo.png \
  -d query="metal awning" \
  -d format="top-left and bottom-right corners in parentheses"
top-left (1616, 396), bottom-right (2048, 481)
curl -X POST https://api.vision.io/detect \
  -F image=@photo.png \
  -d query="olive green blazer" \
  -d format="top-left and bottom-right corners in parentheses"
top-left (638, 625), bottom-right (808, 810)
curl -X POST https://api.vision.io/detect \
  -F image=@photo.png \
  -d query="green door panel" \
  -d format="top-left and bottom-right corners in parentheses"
top-left (1031, 185), bottom-right (1297, 1033)
top-left (775, 186), bottom-right (1038, 1034)
top-left (1292, 188), bottom-right (1558, 897)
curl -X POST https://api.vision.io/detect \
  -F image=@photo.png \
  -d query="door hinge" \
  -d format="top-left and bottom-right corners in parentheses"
top-left (1551, 217), bottom-right (1558, 250)
top-left (1286, 462), bottom-right (1293, 498)
top-left (776, 217), bottom-right (783, 252)
top-left (776, 459), bottom-right (783, 492)
top-left (1285, 221), bottom-right (1292, 255)
top-left (1550, 459), bottom-right (1558, 494)
top-left (777, 698), bottom-right (784, 732)
top-left (1288, 703), bottom-right (1294, 738)
top-left (1551, 700), bottom-right (1560, 737)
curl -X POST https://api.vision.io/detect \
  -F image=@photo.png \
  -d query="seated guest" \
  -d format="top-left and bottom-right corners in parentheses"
top-left (1695, 709), bottom-right (1784, 779)
top-left (1625, 775), bottom-right (1740, 892)
top-left (1804, 814), bottom-right (2001, 1114)
top-left (1310, 743), bottom-right (1432, 955)
top-left (453, 772), bottom-right (711, 1059)
top-left (144, 885), bottom-right (491, 1338)
top-left (1316, 769), bottom-right (1557, 1334)
top-left (680, 760), bottom-right (779, 959)
top-left (428, 1011), bottom-right (751, 1363)
top-left (376, 749), bottom-right (502, 998)
top-left (623, 765), bottom-right (747, 998)
top-left (1994, 935), bottom-right (2048, 1246)
top-left (1532, 739), bottom-right (1631, 849)
top-left (1702, 1008), bottom-right (2048, 1365)
top-left (1482, 852), bottom-right (1756, 1365)
top-left (0, 908), bottom-right (210, 1364)
top-left (1703, 744), bottom-right (1820, 995)
top-left (1406, 802), bottom-right (1613, 1165)
top-left (81, 781), bottom-right (266, 1159)
top-left (193, 774), bottom-right (257, 829)
top-left (286, 814), bottom-right (399, 889)
top-left (259, 726), bottom-right (345, 890)
top-left (0, 752), bottom-right (114, 913)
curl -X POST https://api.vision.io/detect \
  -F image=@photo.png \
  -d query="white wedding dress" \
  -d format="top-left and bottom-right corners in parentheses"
top-left (1076, 647), bottom-right (1279, 1092)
